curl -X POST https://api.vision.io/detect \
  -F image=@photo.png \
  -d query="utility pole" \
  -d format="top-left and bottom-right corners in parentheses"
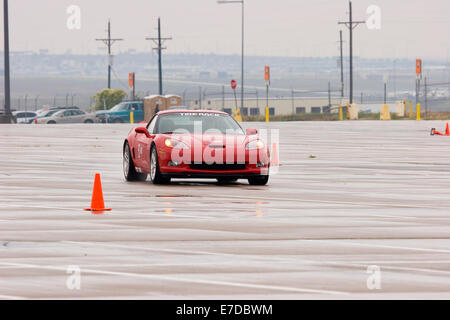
top-left (424, 77), bottom-right (428, 118)
top-left (217, 0), bottom-right (245, 111)
top-left (339, 1), bottom-right (365, 104)
top-left (34, 95), bottom-right (39, 111)
top-left (291, 89), bottom-right (295, 115)
top-left (328, 82), bottom-right (331, 110)
top-left (339, 30), bottom-right (344, 98)
top-left (3, 0), bottom-right (11, 121)
top-left (96, 20), bottom-right (123, 89)
top-left (146, 17), bottom-right (172, 96)
top-left (222, 85), bottom-right (225, 110)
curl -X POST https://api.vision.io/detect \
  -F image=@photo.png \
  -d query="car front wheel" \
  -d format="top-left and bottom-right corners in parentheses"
top-left (248, 175), bottom-right (269, 186)
top-left (123, 142), bottom-right (147, 181)
top-left (150, 146), bottom-right (170, 184)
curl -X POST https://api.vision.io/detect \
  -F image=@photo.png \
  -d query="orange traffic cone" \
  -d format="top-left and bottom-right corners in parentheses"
top-left (84, 173), bottom-right (111, 213)
top-left (446, 123), bottom-right (449, 136)
top-left (270, 143), bottom-right (282, 166)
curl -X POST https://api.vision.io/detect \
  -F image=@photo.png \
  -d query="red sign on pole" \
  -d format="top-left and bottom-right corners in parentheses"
top-left (129, 72), bottom-right (135, 88)
top-left (265, 66), bottom-right (270, 82)
top-left (416, 59), bottom-right (422, 75)
top-left (230, 79), bottom-right (237, 90)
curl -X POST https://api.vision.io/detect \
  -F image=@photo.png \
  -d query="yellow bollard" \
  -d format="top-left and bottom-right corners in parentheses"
top-left (409, 101), bottom-right (413, 119)
top-left (233, 109), bottom-right (243, 122)
top-left (339, 105), bottom-right (343, 121)
top-left (265, 107), bottom-right (270, 122)
top-left (416, 104), bottom-right (421, 121)
top-left (130, 111), bottom-right (134, 124)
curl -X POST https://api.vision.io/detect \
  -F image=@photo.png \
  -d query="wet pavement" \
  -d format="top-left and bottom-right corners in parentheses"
top-left (0, 121), bottom-right (450, 299)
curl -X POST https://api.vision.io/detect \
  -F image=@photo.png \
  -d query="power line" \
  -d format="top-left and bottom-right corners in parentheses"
top-left (95, 20), bottom-right (123, 89)
top-left (145, 17), bottom-right (172, 95)
top-left (338, 1), bottom-right (365, 104)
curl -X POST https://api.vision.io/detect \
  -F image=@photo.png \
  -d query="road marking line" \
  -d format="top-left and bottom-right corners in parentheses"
top-left (219, 194), bottom-right (441, 209)
top-left (302, 240), bottom-right (450, 254)
top-left (0, 295), bottom-right (25, 300)
top-left (0, 262), bottom-right (347, 296)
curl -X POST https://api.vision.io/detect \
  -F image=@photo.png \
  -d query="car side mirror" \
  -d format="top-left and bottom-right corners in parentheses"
top-left (246, 128), bottom-right (258, 135)
top-left (135, 127), bottom-right (151, 138)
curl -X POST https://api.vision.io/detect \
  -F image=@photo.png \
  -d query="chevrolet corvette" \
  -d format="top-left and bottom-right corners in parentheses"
top-left (123, 110), bottom-right (270, 185)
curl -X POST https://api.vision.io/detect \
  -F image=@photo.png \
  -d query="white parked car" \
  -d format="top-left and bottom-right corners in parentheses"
top-left (37, 109), bottom-right (96, 124)
top-left (13, 111), bottom-right (37, 124)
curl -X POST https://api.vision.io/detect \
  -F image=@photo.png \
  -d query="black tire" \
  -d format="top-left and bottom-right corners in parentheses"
top-left (149, 146), bottom-right (171, 184)
top-left (248, 175), bottom-right (269, 186)
top-left (123, 142), bottom-right (148, 182)
top-left (47, 120), bottom-right (56, 124)
top-left (217, 178), bottom-right (238, 184)
top-left (84, 119), bottom-right (94, 124)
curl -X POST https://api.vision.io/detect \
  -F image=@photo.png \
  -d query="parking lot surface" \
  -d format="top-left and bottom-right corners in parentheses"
top-left (1, 121), bottom-right (450, 299)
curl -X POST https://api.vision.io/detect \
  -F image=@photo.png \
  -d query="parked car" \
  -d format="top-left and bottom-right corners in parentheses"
top-left (13, 111), bottom-right (37, 124)
top-left (96, 101), bottom-right (144, 123)
top-left (37, 109), bottom-right (96, 124)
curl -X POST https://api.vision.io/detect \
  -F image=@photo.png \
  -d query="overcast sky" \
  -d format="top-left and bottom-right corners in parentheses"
top-left (1, 0), bottom-right (449, 59)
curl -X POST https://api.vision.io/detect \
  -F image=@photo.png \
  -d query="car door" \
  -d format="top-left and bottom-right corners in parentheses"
top-left (134, 115), bottom-right (157, 171)
top-left (73, 110), bottom-right (86, 123)
top-left (59, 110), bottom-right (73, 123)
top-left (132, 103), bottom-right (144, 122)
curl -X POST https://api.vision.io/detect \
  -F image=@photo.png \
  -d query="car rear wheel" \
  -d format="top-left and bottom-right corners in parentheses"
top-left (150, 146), bottom-right (170, 184)
top-left (248, 175), bottom-right (269, 186)
top-left (123, 142), bottom-right (147, 182)
top-left (47, 120), bottom-right (56, 124)
top-left (84, 119), bottom-right (94, 124)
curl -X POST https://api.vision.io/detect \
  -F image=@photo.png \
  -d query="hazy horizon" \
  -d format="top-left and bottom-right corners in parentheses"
top-left (0, 0), bottom-right (449, 60)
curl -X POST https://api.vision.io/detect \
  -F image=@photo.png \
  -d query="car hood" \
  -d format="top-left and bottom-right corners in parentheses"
top-left (167, 133), bottom-right (255, 147)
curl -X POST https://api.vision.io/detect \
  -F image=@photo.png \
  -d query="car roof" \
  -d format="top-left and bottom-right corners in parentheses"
top-left (157, 109), bottom-right (228, 116)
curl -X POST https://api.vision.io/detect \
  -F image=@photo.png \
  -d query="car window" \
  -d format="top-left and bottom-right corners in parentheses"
top-left (26, 112), bottom-right (36, 117)
top-left (16, 113), bottom-right (25, 118)
top-left (64, 111), bottom-right (72, 117)
top-left (147, 115), bottom-right (158, 134)
top-left (110, 103), bottom-right (129, 112)
top-left (155, 113), bottom-right (244, 135)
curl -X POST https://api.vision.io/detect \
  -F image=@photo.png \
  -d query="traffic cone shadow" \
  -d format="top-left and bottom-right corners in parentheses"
top-left (84, 173), bottom-right (111, 213)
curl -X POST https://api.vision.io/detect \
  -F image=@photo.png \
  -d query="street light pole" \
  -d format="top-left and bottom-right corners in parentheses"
top-left (3, 0), bottom-right (11, 121)
top-left (218, 0), bottom-right (244, 111)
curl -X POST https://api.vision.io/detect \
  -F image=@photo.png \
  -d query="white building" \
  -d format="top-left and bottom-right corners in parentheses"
top-left (189, 97), bottom-right (345, 116)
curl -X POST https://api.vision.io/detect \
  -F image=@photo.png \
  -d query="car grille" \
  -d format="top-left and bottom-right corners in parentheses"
top-left (190, 163), bottom-right (246, 171)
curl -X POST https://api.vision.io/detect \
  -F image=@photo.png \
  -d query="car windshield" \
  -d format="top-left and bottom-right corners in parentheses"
top-left (38, 110), bottom-right (58, 118)
top-left (110, 103), bottom-right (129, 112)
top-left (156, 112), bottom-right (244, 135)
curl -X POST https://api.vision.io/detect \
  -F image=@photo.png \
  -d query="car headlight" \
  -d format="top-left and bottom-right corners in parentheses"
top-left (246, 140), bottom-right (264, 150)
top-left (164, 138), bottom-right (190, 150)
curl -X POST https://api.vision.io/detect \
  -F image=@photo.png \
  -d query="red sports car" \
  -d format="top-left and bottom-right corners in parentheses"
top-left (123, 110), bottom-right (270, 185)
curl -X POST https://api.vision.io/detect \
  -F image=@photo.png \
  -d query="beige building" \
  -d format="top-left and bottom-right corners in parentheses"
top-left (189, 97), bottom-right (344, 116)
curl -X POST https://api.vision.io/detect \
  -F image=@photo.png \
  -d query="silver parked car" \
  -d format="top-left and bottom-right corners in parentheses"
top-left (37, 109), bottom-right (96, 124)
top-left (12, 111), bottom-right (37, 124)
